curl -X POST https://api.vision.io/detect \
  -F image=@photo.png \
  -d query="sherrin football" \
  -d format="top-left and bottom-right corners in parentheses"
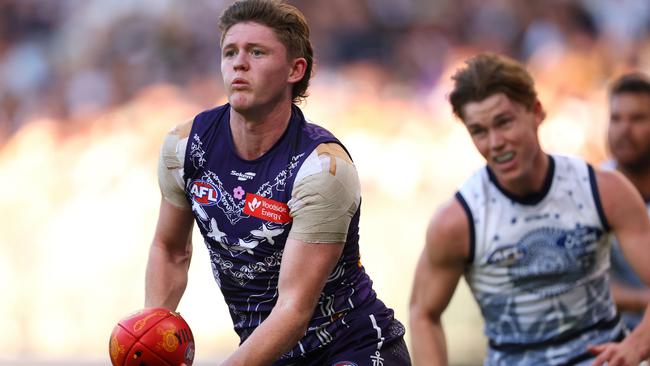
top-left (109, 307), bottom-right (195, 366)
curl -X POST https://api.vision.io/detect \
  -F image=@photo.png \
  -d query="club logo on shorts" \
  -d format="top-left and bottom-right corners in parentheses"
top-left (243, 193), bottom-right (291, 223)
top-left (190, 180), bottom-right (220, 206)
top-left (332, 362), bottom-right (357, 366)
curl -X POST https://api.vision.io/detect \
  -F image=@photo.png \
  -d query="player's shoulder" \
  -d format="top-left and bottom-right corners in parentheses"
top-left (592, 165), bottom-right (643, 213)
top-left (315, 142), bottom-right (352, 164)
top-left (429, 196), bottom-right (469, 238)
top-left (294, 142), bottom-right (357, 189)
top-left (425, 196), bottom-right (471, 261)
top-left (159, 119), bottom-right (193, 169)
top-left (593, 165), bottom-right (635, 199)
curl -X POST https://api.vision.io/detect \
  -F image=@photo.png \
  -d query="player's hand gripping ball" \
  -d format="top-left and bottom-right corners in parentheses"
top-left (109, 308), bottom-right (195, 366)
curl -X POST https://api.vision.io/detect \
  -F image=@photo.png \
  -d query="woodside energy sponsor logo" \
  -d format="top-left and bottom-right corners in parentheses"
top-left (243, 193), bottom-right (291, 223)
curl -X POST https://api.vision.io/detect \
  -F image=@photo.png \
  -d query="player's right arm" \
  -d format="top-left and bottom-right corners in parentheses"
top-left (610, 279), bottom-right (650, 313)
top-left (589, 169), bottom-right (650, 365)
top-left (145, 121), bottom-right (194, 311)
top-left (409, 197), bottom-right (470, 366)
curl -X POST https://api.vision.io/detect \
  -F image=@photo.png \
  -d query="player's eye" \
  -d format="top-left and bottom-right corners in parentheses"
top-left (495, 117), bottom-right (512, 127)
top-left (470, 128), bottom-right (486, 137)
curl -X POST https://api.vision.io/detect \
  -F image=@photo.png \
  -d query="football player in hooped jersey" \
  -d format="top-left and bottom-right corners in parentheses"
top-left (409, 53), bottom-right (650, 366)
top-left (145, 1), bottom-right (410, 366)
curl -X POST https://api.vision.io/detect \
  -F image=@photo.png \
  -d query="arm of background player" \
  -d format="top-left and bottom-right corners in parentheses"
top-left (610, 280), bottom-right (650, 313)
top-left (220, 237), bottom-right (344, 366)
top-left (409, 198), bottom-right (470, 366)
top-left (589, 169), bottom-right (650, 365)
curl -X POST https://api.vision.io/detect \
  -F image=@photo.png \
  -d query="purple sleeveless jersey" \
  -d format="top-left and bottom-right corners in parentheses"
top-left (182, 104), bottom-right (406, 362)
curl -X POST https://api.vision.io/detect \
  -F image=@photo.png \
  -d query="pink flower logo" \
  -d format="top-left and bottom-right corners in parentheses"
top-left (233, 186), bottom-right (245, 200)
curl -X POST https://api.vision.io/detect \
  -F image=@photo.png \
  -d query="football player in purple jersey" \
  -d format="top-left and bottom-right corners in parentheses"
top-left (144, 1), bottom-right (410, 365)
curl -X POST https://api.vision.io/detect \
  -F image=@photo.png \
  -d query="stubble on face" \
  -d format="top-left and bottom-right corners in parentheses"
top-left (608, 93), bottom-right (650, 173)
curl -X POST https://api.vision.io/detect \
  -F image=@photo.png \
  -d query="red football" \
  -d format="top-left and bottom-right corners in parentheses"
top-left (109, 308), bottom-right (195, 366)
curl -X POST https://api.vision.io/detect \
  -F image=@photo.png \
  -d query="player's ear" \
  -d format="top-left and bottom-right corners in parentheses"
top-left (288, 58), bottom-right (307, 83)
top-left (533, 100), bottom-right (546, 126)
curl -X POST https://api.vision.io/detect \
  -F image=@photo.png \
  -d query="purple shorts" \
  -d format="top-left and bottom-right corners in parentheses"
top-left (275, 310), bottom-right (411, 366)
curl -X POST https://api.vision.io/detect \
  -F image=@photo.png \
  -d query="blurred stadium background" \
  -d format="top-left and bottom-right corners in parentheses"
top-left (2, 0), bottom-right (650, 365)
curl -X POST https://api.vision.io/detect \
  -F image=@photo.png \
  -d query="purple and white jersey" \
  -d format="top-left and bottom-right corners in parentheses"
top-left (182, 104), bottom-right (403, 361)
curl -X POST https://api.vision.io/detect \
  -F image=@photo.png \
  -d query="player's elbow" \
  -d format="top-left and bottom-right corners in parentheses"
top-left (273, 297), bottom-right (315, 334)
top-left (409, 296), bottom-right (442, 330)
top-left (150, 237), bottom-right (193, 267)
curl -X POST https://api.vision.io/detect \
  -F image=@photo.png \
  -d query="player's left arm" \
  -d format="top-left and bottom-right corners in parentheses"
top-left (220, 143), bottom-right (359, 366)
top-left (590, 168), bottom-right (650, 365)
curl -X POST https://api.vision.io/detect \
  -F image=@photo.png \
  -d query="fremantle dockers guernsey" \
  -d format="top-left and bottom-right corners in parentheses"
top-left (457, 155), bottom-right (624, 365)
top-left (182, 104), bottom-right (401, 361)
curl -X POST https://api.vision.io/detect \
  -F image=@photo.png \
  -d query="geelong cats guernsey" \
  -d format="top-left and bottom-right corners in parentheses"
top-left (182, 104), bottom-right (403, 361)
top-left (457, 155), bottom-right (624, 365)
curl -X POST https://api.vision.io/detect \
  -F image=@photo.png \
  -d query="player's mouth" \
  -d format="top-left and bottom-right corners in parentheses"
top-left (494, 151), bottom-right (515, 164)
top-left (613, 139), bottom-right (637, 151)
top-left (231, 78), bottom-right (250, 89)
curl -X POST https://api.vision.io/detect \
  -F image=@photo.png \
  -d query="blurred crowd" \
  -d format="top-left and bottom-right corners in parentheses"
top-left (2, 0), bottom-right (650, 141)
top-left (3, 1), bottom-right (650, 363)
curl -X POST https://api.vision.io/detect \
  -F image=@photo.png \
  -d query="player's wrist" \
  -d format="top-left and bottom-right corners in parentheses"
top-left (625, 328), bottom-right (650, 360)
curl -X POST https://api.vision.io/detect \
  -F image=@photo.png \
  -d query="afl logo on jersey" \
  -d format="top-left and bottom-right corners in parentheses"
top-left (332, 362), bottom-right (357, 366)
top-left (190, 180), bottom-right (220, 206)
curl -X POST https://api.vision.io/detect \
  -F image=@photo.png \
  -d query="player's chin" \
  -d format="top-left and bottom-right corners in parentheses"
top-left (489, 158), bottom-right (518, 176)
top-left (229, 95), bottom-right (254, 112)
top-left (489, 162), bottom-right (521, 184)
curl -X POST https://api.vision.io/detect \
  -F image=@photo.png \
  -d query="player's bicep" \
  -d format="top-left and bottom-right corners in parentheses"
top-left (597, 169), bottom-right (650, 285)
top-left (288, 144), bottom-right (359, 243)
top-left (153, 197), bottom-right (194, 253)
top-left (410, 199), bottom-right (469, 317)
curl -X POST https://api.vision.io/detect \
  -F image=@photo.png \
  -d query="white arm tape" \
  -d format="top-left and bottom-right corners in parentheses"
top-left (157, 128), bottom-right (190, 210)
top-left (288, 146), bottom-right (360, 243)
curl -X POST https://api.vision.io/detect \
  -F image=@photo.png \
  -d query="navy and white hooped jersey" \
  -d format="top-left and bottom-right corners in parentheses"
top-left (182, 104), bottom-right (404, 362)
top-left (457, 155), bottom-right (624, 365)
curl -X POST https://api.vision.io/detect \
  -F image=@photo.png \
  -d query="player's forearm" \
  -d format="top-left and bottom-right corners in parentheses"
top-left (625, 302), bottom-right (650, 360)
top-left (144, 242), bottom-right (191, 310)
top-left (220, 302), bottom-right (312, 366)
top-left (409, 309), bottom-right (448, 366)
top-left (610, 281), bottom-right (650, 312)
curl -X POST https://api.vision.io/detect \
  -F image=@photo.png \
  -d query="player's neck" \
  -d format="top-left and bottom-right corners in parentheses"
top-left (229, 100), bottom-right (293, 161)
top-left (500, 152), bottom-right (550, 199)
top-left (618, 165), bottom-right (650, 202)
